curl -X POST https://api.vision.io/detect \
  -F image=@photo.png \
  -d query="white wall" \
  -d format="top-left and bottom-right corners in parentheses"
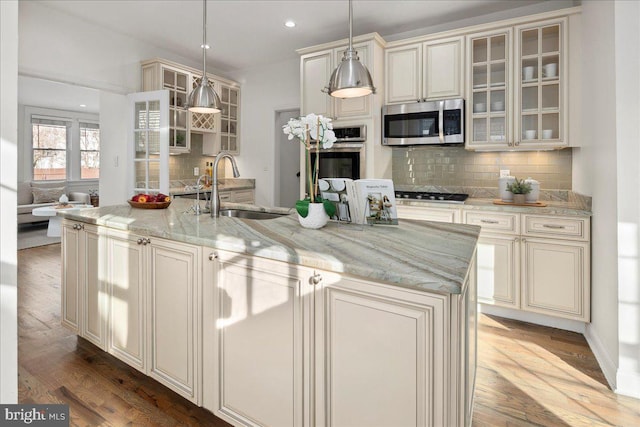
top-left (229, 58), bottom-right (300, 206)
top-left (99, 92), bottom-right (129, 206)
top-left (0, 0), bottom-right (19, 403)
top-left (613, 0), bottom-right (640, 398)
top-left (576, 0), bottom-right (640, 399)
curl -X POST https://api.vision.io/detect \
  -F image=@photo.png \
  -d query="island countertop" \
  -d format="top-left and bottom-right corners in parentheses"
top-left (59, 199), bottom-right (480, 295)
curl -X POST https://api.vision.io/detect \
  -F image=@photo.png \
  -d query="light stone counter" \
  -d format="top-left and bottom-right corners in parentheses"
top-left (59, 198), bottom-right (480, 295)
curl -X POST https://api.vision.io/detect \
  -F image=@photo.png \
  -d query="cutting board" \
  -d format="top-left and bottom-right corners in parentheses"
top-left (493, 199), bottom-right (548, 207)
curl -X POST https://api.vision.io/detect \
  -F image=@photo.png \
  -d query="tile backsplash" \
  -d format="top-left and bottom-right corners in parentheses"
top-left (392, 146), bottom-right (572, 190)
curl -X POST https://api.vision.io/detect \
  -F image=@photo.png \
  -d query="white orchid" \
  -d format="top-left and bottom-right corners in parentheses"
top-left (283, 113), bottom-right (336, 149)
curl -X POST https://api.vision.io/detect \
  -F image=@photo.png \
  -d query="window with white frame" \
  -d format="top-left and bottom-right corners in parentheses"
top-left (28, 108), bottom-right (100, 181)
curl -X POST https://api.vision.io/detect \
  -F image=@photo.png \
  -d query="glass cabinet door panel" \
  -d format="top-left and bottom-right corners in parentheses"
top-left (521, 115), bottom-right (538, 140)
top-left (541, 113), bottom-right (559, 137)
top-left (175, 130), bottom-right (187, 148)
top-left (473, 38), bottom-right (488, 63)
top-left (541, 25), bottom-right (560, 53)
top-left (221, 87), bottom-right (230, 103)
top-left (148, 101), bottom-right (160, 128)
top-left (229, 137), bottom-right (237, 152)
top-left (490, 35), bottom-right (506, 60)
top-left (490, 90), bottom-right (505, 112)
top-left (230, 89), bottom-right (238, 105)
top-left (490, 63), bottom-right (506, 86)
top-left (490, 117), bottom-right (506, 142)
top-left (521, 86), bottom-right (538, 111)
top-left (148, 160), bottom-right (160, 185)
top-left (176, 73), bottom-right (187, 91)
top-left (221, 119), bottom-right (229, 133)
top-left (521, 58), bottom-right (538, 82)
top-left (473, 92), bottom-right (487, 113)
top-left (163, 69), bottom-right (174, 88)
top-left (134, 161), bottom-right (147, 187)
top-left (229, 121), bottom-right (237, 134)
top-left (542, 55), bottom-right (560, 80)
top-left (176, 110), bottom-right (187, 128)
top-left (230, 106), bottom-right (237, 120)
top-left (135, 102), bottom-right (146, 129)
top-left (521, 29), bottom-right (538, 56)
top-left (473, 65), bottom-right (488, 88)
top-left (148, 130), bottom-right (160, 154)
top-left (541, 85), bottom-right (559, 110)
top-left (134, 132), bottom-right (146, 155)
top-left (473, 118), bottom-right (487, 142)
top-left (169, 111), bottom-right (175, 127)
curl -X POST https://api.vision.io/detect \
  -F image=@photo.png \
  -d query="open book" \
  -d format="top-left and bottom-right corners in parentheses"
top-left (319, 178), bottom-right (398, 225)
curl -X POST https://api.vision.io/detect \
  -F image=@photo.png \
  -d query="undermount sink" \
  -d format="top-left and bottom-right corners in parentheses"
top-left (218, 209), bottom-right (286, 220)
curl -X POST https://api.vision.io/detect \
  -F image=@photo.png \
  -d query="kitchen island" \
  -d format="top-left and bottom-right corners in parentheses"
top-left (59, 199), bottom-right (479, 427)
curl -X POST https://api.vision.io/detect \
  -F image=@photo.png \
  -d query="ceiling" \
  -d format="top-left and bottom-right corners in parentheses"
top-left (33, 0), bottom-right (556, 73)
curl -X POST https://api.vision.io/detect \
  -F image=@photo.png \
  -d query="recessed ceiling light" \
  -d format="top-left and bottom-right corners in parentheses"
top-left (79, 104), bottom-right (87, 108)
top-left (285, 20), bottom-right (296, 28)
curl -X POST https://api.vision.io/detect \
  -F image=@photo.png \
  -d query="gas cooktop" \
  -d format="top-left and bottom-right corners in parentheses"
top-left (395, 191), bottom-right (469, 204)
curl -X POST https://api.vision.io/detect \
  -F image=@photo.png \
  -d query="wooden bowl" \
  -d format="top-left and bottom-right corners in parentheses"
top-left (127, 200), bottom-right (171, 209)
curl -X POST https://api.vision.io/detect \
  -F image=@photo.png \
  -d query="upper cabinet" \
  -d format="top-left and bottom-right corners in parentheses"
top-left (385, 36), bottom-right (464, 104)
top-left (298, 35), bottom-right (385, 121)
top-left (141, 58), bottom-right (241, 155)
top-left (466, 17), bottom-right (571, 150)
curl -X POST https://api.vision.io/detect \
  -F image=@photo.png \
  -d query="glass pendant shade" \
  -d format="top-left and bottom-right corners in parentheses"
top-left (325, 0), bottom-right (375, 98)
top-left (327, 48), bottom-right (375, 98)
top-left (185, 0), bottom-right (221, 114)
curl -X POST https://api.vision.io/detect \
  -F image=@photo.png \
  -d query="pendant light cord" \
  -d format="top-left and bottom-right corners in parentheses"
top-left (348, 0), bottom-right (353, 51)
top-left (202, 0), bottom-right (207, 76)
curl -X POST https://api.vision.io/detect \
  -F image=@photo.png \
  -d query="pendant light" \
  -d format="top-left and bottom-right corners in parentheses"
top-left (185, 0), bottom-right (221, 114)
top-left (324, 0), bottom-right (375, 98)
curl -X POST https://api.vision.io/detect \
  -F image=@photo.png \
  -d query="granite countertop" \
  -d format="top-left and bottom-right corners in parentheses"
top-left (58, 198), bottom-right (480, 295)
top-left (170, 178), bottom-right (255, 196)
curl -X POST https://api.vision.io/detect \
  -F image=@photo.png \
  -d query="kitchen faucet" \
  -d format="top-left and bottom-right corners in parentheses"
top-left (189, 174), bottom-right (210, 215)
top-left (211, 151), bottom-right (240, 217)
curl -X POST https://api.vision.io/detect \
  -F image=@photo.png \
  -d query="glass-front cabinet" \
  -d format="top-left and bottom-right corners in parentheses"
top-left (467, 29), bottom-right (511, 149)
top-left (162, 67), bottom-right (190, 153)
top-left (515, 18), bottom-right (567, 149)
top-left (466, 18), bottom-right (568, 150)
top-left (219, 83), bottom-right (240, 154)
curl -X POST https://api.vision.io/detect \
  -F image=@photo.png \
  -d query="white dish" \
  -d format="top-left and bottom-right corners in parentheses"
top-left (330, 179), bottom-right (346, 192)
top-left (318, 179), bottom-right (330, 191)
top-left (491, 101), bottom-right (504, 111)
top-left (473, 103), bottom-right (486, 113)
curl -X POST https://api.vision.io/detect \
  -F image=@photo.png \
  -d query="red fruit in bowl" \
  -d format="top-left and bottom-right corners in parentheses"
top-left (146, 194), bottom-right (157, 203)
top-left (137, 195), bottom-right (148, 203)
top-left (131, 194), bottom-right (141, 202)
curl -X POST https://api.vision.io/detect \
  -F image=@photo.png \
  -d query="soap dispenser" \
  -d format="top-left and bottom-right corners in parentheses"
top-left (524, 177), bottom-right (540, 203)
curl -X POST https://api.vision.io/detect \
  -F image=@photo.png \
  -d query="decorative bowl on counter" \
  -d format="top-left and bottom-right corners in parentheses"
top-left (127, 200), bottom-right (171, 209)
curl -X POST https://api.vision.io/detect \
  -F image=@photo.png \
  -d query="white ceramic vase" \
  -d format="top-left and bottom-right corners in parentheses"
top-left (298, 203), bottom-right (329, 229)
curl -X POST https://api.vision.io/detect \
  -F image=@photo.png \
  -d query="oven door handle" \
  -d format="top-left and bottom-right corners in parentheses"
top-left (438, 101), bottom-right (444, 143)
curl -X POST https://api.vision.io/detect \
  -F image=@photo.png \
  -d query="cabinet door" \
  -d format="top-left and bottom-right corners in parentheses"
top-left (385, 43), bottom-right (422, 104)
top-left (522, 237), bottom-right (589, 321)
top-left (162, 66), bottom-right (190, 153)
top-left (61, 221), bottom-right (81, 332)
top-left (396, 204), bottom-right (461, 223)
top-left (514, 18), bottom-right (568, 149)
top-left (219, 84), bottom-right (240, 154)
top-left (212, 252), bottom-right (312, 427)
top-left (333, 43), bottom-right (371, 118)
top-left (301, 50), bottom-right (333, 117)
top-left (314, 273), bottom-right (447, 427)
top-left (80, 224), bottom-right (107, 350)
top-left (466, 29), bottom-right (512, 150)
top-left (423, 37), bottom-right (463, 100)
top-left (107, 231), bottom-right (147, 372)
top-left (148, 238), bottom-right (201, 403)
top-left (476, 234), bottom-right (520, 308)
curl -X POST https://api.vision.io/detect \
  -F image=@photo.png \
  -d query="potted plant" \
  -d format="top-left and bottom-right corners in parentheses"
top-left (283, 113), bottom-right (337, 228)
top-left (506, 177), bottom-right (532, 204)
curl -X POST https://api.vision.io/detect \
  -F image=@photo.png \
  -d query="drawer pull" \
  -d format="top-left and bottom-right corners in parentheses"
top-left (542, 224), bottom-right (566, 229)
top-left (480, 219), bottom-right (499, 224)
top-left (310, 273), bottom-right (323, 285)
top-left (209, 252), bottom-right (218, 261)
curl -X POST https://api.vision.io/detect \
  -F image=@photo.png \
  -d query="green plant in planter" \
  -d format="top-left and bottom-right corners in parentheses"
top-left (283, 113), bottom-right (338, 218)
top-left (506, 177), bottom-right (532, 194)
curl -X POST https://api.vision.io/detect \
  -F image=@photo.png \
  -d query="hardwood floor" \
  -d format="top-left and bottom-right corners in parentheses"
top-left (17, 244), bottom-right (640, 426)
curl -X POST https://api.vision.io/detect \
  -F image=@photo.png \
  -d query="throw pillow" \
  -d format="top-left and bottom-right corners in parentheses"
top-left (32, 186), bottom-right (66, 204)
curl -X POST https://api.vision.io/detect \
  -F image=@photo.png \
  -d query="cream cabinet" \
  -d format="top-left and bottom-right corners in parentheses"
top-left (61, 220), bottom-right (106, 350)
top-left (464, 210), bottom-right (590, 322)
top-left (466, 18), bottom-right (570, 150)
top-left (385, 36), bottom-right (464, 104)
top-left (142, 58), bottom-right (241, 155)
top-left (203, 249), bottom-right (476, 427)
top-left (299, 36), bottom-right (385, 120)
top-left (206, 251), bottom-right (312, 427)
top-left (397, 203), bottom-right (462, 223)
top-left (64, 226), bottom-right (202, 403)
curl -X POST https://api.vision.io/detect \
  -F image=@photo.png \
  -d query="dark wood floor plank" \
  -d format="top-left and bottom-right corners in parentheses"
top-left (17, 243), bottom-right (640, 427)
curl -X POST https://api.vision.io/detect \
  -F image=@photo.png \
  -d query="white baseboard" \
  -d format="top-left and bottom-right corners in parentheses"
top-left (478, 304), bottom-right (587, 334)
top-left (584, 324), bottom-right (618, 392)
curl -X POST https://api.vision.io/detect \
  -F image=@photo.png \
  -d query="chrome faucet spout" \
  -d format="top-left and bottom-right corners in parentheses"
top-left (211, 151), bottom-right (240, 217)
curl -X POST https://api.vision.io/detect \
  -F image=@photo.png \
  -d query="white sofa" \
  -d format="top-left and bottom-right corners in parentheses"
top-left (18, 181), bottom-right (90, 225)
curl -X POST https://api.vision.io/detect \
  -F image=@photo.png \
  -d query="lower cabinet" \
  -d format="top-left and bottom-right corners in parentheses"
top-left (203, 249), bottom-right (475, 427)
top-left (62, 222), bottom-right (202, 404)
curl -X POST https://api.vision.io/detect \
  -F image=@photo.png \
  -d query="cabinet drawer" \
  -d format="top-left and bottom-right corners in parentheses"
top-left (523, 215), bottom-right (589, 241)
top-left (219, 191), bottom-right (232, 202)
top-left (397, 204), bottom-right (461, 223)
top-left (464, 211), bottom-right (519, 234)
top-left (232, 189), bottom-right (254, 204)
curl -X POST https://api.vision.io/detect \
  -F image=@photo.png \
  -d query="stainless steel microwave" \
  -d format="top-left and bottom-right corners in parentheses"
top-left (382, 98), bottom-right (464, 146)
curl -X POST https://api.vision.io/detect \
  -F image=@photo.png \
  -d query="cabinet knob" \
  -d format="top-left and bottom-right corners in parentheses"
top-left (310, 273), bottom-right (323, 285)
top-left (209, 252), bottom-right (218, 261)
top-left (78, 224), bottom-right (84, 230)
top-left (72, 224), bottom-right (78, 230)
top-left (144, 238), bottom-right (151, 245)
top-left (137, 238), bottom-right (144, 245)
